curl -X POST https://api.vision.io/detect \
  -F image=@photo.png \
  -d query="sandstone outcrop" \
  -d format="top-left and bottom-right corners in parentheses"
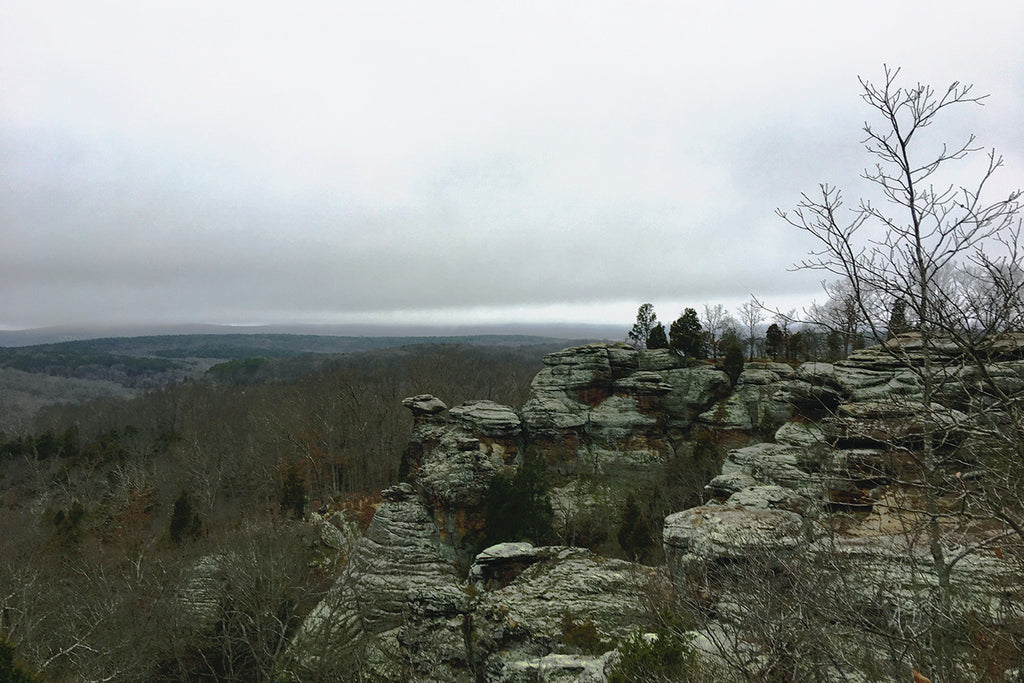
top-left (661, 335), bottom-right (1024, 681)
top-left (285, 483), bottom-right (464, 677)
top-left (521, 344), bottom-right (729, 478)
top-left (663, 505), bottom-right (804, 578)
top-left (401, 395), bottom-right (523, 561)
top-left (288, 338), bottom-right (1024, 681)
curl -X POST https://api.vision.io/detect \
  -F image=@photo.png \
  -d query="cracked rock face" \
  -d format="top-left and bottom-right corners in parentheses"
top-left (401, 396), bottom-right (524, 561)
top-left (286, 484), bottom-right (463, 673)
top-left (290, 338), bottom-right (1024, 681)
top-left (475, 545), bottom-right (672, 654)
top-left (521, 344), bottom-right (729, 483)
top-left (663, 505), bottom-right (805, 577)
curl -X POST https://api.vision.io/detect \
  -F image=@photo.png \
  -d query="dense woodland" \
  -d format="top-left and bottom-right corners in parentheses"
top-left (0, 341), bottom-right (562, 680)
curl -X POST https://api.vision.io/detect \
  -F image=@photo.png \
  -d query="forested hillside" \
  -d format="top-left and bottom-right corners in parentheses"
top-left (0, 333), bottom-right (587, 431)
top-left (0, 341), bottom-right (555, 680)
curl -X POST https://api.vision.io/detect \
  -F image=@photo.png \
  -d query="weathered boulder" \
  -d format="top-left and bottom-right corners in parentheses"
top-left (663, 505), bottom-right (804, 578)
top-left (522, 344), bottom-right (728, 445)
top-left (469, 542), bottom-right (547, 589)
top-left (450, 400), bottom-right (522, 440)
top-left (497, 653), bottom-right (609, 682)
top-left (520, 345), bottom-right (725, 502)
top-left (705, 468), bottom-right (760, 500)
top-left (736, 368), bottom-right (782, 385)
top-left (726, 484), bottom-right (810, 513)
top-left (396, 588), bottom-right (478, 682)
top-left (417, 446), bottom-right (499, 551)
top-left (659, 365), bottom-right (732, 429)
top-left (346, 483), bottom-right (464, 631)
top-left (773, 420), bottom-right (827, 450)
top-left (287, 483), bottom-right (464, 675)
top-left (403, 397), bottom-right (525, 560)
top-left (178, 555), bottom-right (228, 631)
top-left (475, 546), bottom-right (671, 657)
top-left (747, 361), bottom-right (797, 378)
top-left (777, 378), bottom-right (845, 414)
top-left (823, 399), bottom-right (969, 448)
top-left (794, 361), bottom-right (840, 387)
top-left (697, 382), bottom-right (793, 432)
top-left (403, 393), bottom-right (449, 421)
top-left (726, 442), bottom-right (818, 493)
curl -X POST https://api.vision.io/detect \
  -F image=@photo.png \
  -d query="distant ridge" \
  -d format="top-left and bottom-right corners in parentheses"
top-left (0, 322), bottom-right (624, 348)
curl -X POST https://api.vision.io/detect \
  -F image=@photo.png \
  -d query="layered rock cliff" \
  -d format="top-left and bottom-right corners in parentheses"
top-left (284, 337), bottom-right (1023, 682)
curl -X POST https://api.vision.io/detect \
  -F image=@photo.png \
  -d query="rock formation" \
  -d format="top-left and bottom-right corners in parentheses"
top-left (285, 338), bottom-right (1023, 681)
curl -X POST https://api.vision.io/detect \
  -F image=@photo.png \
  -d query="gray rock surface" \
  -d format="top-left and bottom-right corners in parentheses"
top-left (288, 483), bottom-right (464, 675)
top-left (697, 383), bottom-right (793, 432)
top-left (450, 400), bottom-right (522, 438)
top-left (292, 338), bottom-right (1024, 681)
top-left (476, 546), bottom-right (670, 653)
top-left (663, 505), bottom-right (804, 577)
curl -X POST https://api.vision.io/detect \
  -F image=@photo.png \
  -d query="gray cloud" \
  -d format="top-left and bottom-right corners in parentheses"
top-left (1, 1), bottom-right (1022, 329)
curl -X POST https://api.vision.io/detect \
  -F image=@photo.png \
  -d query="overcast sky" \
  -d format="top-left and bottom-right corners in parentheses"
top-left (2, 1), bottom-right (1022, 331)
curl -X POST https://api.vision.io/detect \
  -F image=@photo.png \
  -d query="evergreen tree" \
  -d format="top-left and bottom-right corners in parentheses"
top-left (485, 450), bottom-right (553, 546)
top-left (646, 323), bottom-right (669, 350)
top-left (723, 338), bottom-right (745, 386)
top-left (669, 308), bottom-right (707, 359)
top-left (627, 303), bottom-right (658, 349)
top-left (765, 323), bottom-right (786, 360)
top-left (0, 636), bottom-right (42, 683)
top-left (617, 494), bottom-right (653, 562)
top-left (169, 490), bottom-right (202, 545)
top-left (279, 461), bottom-right (307, 519)
top-left (887, 299), bottom-right (910, 338)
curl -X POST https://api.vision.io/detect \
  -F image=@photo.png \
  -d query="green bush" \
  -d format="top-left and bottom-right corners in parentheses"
top-left (0, 636), bottom-right (42, 683)
top-left (169, 490), bottom-right (202, 545)
top-left (608, 627), bottom-right (697, 683)
top-left (485, 450), bottom-right (553, 546)
top-left (723, 342), bottom-right (744, 386)
top-left (617, 495), bottom-right (654, 562)
top-left (560, 613), bottom-right (611, 654)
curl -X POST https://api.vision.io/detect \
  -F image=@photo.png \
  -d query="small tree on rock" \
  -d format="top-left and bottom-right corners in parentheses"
top-left (765, 323), bottom-right (786, 361)
top-left (646, 323), bottom-right (669, 350)
top-left (669, 308), bottom-right (707, 359)
top-left (887, 299), bottom-right (910, 338)
top-left (628, 304), bottom-right (658, 349)
top-left (617, 494), bottom-right (653, 562)
top-left (723, 338), bottom-right (745, 386)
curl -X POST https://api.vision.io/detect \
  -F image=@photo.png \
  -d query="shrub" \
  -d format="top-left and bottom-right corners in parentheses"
top-left (52, 500), bottom-right (85, 543)
top-left (723, 342), bottom-right (744, 386)
top-left (560, 613), bottom-right (611, 654)
top-left (485, 450), bottom-right (553, 546)
top-left (0, 635), bottom-right (41, 683)
top-left (617, 495), bottom-right (653, 562)
top-left (608, 627), bottom-right (697, 683)
top-left (169, 490), bottom-right (202, 545)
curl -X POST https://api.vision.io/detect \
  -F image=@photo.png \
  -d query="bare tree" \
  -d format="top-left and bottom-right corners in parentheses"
top-left (779, 65), bottom-right (1023, 681)
top-left (737, 299), bottom-right (764, 362)
top-left (808, 280), bottom-right (866, 359)
top-left (702, 304), bottom-right (734, 360)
